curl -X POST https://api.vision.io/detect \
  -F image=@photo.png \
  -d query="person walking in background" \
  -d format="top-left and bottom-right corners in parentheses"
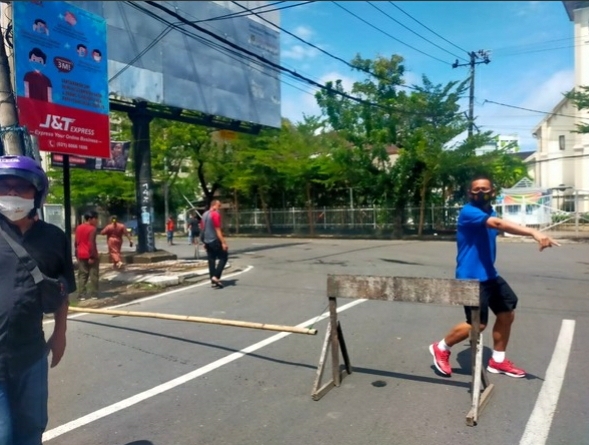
top-left (201, 200), bottom-right (228, 288)
top-left (74, 210), bottom-right (99, 300)
top-left (100, 216), bottom-right (133, 269)
top-left (166, 216), bottom-right (175, 246)
top-left (0, 155), bottom-right (75, 445)
top-left (429, 174), bottom-right (559, 379)
top-left (187, 211), bottom-right (201, 257)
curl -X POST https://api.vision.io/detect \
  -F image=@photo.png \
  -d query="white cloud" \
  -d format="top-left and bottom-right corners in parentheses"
top-left (473, 69), bottom-right (574, 152)
top-left (281, 71), bottom-right (360, 124)
top-left (292, 25), bottom-right (314, 40)
top-left (282, 44), bottom-right (318, 60)
top-left (521, 69), bottom-right (574, 111)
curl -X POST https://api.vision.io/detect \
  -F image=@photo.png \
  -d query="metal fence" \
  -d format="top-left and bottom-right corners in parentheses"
top-left (223, 204), bottom-right (589, 238)
top-left (224, 205), bottom-right (463, 236)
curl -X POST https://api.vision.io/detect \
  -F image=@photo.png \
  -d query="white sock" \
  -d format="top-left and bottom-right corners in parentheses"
top-left (437, 339), bottom-right (450, 352)
top-left (492, 350), bottom-right (505, 363)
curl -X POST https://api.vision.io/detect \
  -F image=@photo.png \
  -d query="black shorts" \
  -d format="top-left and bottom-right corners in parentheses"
top-left (464, 276), bottom-right (518, 325)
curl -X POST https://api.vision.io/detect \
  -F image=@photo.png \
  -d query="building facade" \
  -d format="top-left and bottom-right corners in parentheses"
top-left (527, 2), bottom-right (589, 212)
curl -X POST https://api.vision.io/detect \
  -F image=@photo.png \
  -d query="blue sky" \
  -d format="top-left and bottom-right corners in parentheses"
top-left (278, 1), bottom-right (575, 152)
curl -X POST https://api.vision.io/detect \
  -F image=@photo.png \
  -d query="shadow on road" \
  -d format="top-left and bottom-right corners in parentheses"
top-left (175, 242), bottom-right (309, 260)
top-left (380, 258), bottom-right (424, 266)
top-left (352, 366), bottom-right (470, 389)
top-left (456, 346), bottom-right (543, 381)
top-left (69, 319), bottom-right (318, 370)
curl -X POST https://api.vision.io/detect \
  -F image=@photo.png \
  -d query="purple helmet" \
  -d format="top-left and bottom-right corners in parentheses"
top-left (0, 155), bottom-right (49, 208)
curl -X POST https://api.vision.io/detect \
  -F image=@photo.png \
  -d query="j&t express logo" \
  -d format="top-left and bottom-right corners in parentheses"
top-left (39, 114), bottom-right (95, 136)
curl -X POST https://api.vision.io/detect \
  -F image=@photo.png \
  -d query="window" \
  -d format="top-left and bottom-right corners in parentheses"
top-left (559, 135), bottom-right (565, 150)
top-left (506, 205), bottom-right (520, 214)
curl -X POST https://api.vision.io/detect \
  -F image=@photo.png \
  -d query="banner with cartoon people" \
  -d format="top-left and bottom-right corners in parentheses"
top-left (14, 1), bottom-right (110, 158)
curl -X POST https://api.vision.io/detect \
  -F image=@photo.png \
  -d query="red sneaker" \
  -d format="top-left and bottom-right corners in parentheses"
top-left (429, 343), bottom-right (452, 376)
top-left (487, 358), bottom-right (526, 378)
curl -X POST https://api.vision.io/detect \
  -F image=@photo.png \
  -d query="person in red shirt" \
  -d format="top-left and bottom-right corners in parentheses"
top-left (24, 48), bottom-right (52, 102)
top-left (74, 210), bottom-right (99, 300)
top-left (200, 200), bottom-right (228, 288)
top-left (166, 216), bottom-right (175, 246)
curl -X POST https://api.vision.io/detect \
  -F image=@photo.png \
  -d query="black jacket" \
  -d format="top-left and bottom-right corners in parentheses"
top-left (0, 217), bottom-right (75, 380)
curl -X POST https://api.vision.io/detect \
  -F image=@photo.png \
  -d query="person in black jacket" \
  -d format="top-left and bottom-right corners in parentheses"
top-left (0, 155), bottom-right (75, 445)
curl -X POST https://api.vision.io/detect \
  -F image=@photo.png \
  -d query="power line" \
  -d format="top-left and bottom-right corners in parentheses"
top-left (388, 1), bottom-right (469, 56)
top-left (230, 1), bottom-right (421, 91)
top-left (109, 1), bottom-right (309, 82)
top-left (331, 2), bottom-right (452, 65)
top-left (482, 99), bottom-right (583, 120)
top-left (496, 43), bottom-right (586, 58)
top-left (492, 36), bottom-right (578, 52)
top-left (140, 1), bottom-right (446, 117)
top-left (368, 2), bottom-right (466, 61)
top-left (121, 3), bottom-right (339, 107)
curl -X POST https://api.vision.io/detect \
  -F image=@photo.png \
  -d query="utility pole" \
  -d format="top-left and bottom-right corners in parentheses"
top-left (452, 50), bottom-right (491, 139)
top-left (0, 2), bottom-right (24, 155)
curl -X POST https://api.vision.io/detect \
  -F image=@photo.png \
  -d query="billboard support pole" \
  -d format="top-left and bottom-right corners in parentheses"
top-left (0, 3), bottom-right (24, 155)
top-left (63, 154), bottom-right (72, 245)
top-left (129, 102), bottom-right (155, 253)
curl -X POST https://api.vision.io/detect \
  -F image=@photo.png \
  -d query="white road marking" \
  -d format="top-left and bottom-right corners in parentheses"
top-left (519, 319), bottom-right (576, 445)
top-left (43, 298), bottom-right (366, 441)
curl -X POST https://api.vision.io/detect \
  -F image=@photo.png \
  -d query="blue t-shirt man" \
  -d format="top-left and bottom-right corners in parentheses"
top-left (429, 175), bottom-right (559, 381)
top-left (455, 203), bottom-right (498, 282)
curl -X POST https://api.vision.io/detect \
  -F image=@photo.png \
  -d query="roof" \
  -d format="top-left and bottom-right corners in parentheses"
top-left (532, 94), bottom-right (572, 134)
top-left (563, 1), bottom-right (589, 20)
top-left (511, 150), bottom-right (536, 161)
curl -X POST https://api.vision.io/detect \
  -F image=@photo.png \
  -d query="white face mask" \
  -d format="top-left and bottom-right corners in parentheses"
top-left (0, 196), bottom-right (35, 221)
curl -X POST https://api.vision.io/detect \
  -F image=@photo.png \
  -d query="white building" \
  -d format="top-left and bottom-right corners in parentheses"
top-left (476, 134), bottom-right (520, 156)
top-left (527, 1), bottom-right (589, 212)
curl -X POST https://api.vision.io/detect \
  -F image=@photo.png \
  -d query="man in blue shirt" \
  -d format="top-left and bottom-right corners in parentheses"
top-left (429, 175), bottom-right (559, 378)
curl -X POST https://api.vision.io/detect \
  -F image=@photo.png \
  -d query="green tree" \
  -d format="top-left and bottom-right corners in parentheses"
top-left (566, 86), bottom-right (589, 133)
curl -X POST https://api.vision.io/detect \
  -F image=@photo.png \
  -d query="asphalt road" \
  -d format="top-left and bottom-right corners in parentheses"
top-left (46, 237), bottom-right (589, 445)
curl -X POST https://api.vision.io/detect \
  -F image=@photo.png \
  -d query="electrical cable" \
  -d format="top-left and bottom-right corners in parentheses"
top-left (110, 1), bottom-right (311, 82)
top-left (230, 1), bottom-right (421, 91)
top-left (141, 1), bottom-right (445, 116)
top-left (482, 99), bottom-right (581, 120)
top-left (495, 43), bottom-right (587, 58)
top-left (369, 2), bottom-right (466, 61)
top-left (123, 2), bottom-right (320, 100)
top-left (388, 1), bottom-right (469, 55)
top-left (331, 2), bottom-right (452, 65)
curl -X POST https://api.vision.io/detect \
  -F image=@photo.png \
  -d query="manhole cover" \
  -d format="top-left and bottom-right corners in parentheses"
top-left (371, 380), bottom-right (387, 388)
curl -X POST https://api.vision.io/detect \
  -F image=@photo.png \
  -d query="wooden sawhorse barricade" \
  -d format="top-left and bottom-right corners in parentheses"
top-left (311, 274), bottom-right (495, 426)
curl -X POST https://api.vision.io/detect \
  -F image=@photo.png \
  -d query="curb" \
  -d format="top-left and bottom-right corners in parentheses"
top-left (100, 262), bottom-right (231, 288)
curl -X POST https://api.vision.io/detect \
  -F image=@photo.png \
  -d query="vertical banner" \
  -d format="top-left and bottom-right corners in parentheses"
top-left (13, 1), bottom-right (110, 158)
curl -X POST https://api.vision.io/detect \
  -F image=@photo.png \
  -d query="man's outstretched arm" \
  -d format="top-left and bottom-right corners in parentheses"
top-left (486, 217), bottom-right (560, 251)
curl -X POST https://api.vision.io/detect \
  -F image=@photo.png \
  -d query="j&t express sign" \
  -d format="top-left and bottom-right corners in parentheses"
top-left (14, 1), bottom-right (110, 158)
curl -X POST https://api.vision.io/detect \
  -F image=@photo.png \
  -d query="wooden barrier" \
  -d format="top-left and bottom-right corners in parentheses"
top-left (311, 274), bottom-right (494, 427)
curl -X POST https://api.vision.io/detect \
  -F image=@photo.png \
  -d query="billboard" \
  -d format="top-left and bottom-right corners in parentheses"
top-left (13, 1), bottom-right (110, 158)
top-left (50, 141), bottom-right (130, 171)
top-left (68, 1), bottom-right (281, 129)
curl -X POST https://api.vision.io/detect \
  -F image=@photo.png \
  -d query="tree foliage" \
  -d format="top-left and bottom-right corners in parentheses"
top-left (565, 86), bottom-right (589, 133)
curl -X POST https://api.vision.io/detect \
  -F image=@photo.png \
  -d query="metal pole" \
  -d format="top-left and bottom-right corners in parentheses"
top-left (63, 155), bottom-right (72, 244)
top-left (575, 189), bottom-right (579, 236)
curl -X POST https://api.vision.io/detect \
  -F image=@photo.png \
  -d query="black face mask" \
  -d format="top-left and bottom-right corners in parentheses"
top-left (470, 191), bottom-right (493, 207)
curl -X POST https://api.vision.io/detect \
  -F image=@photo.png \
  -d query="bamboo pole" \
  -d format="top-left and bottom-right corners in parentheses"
top-left (68, 307), bottom-right (317, 336)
